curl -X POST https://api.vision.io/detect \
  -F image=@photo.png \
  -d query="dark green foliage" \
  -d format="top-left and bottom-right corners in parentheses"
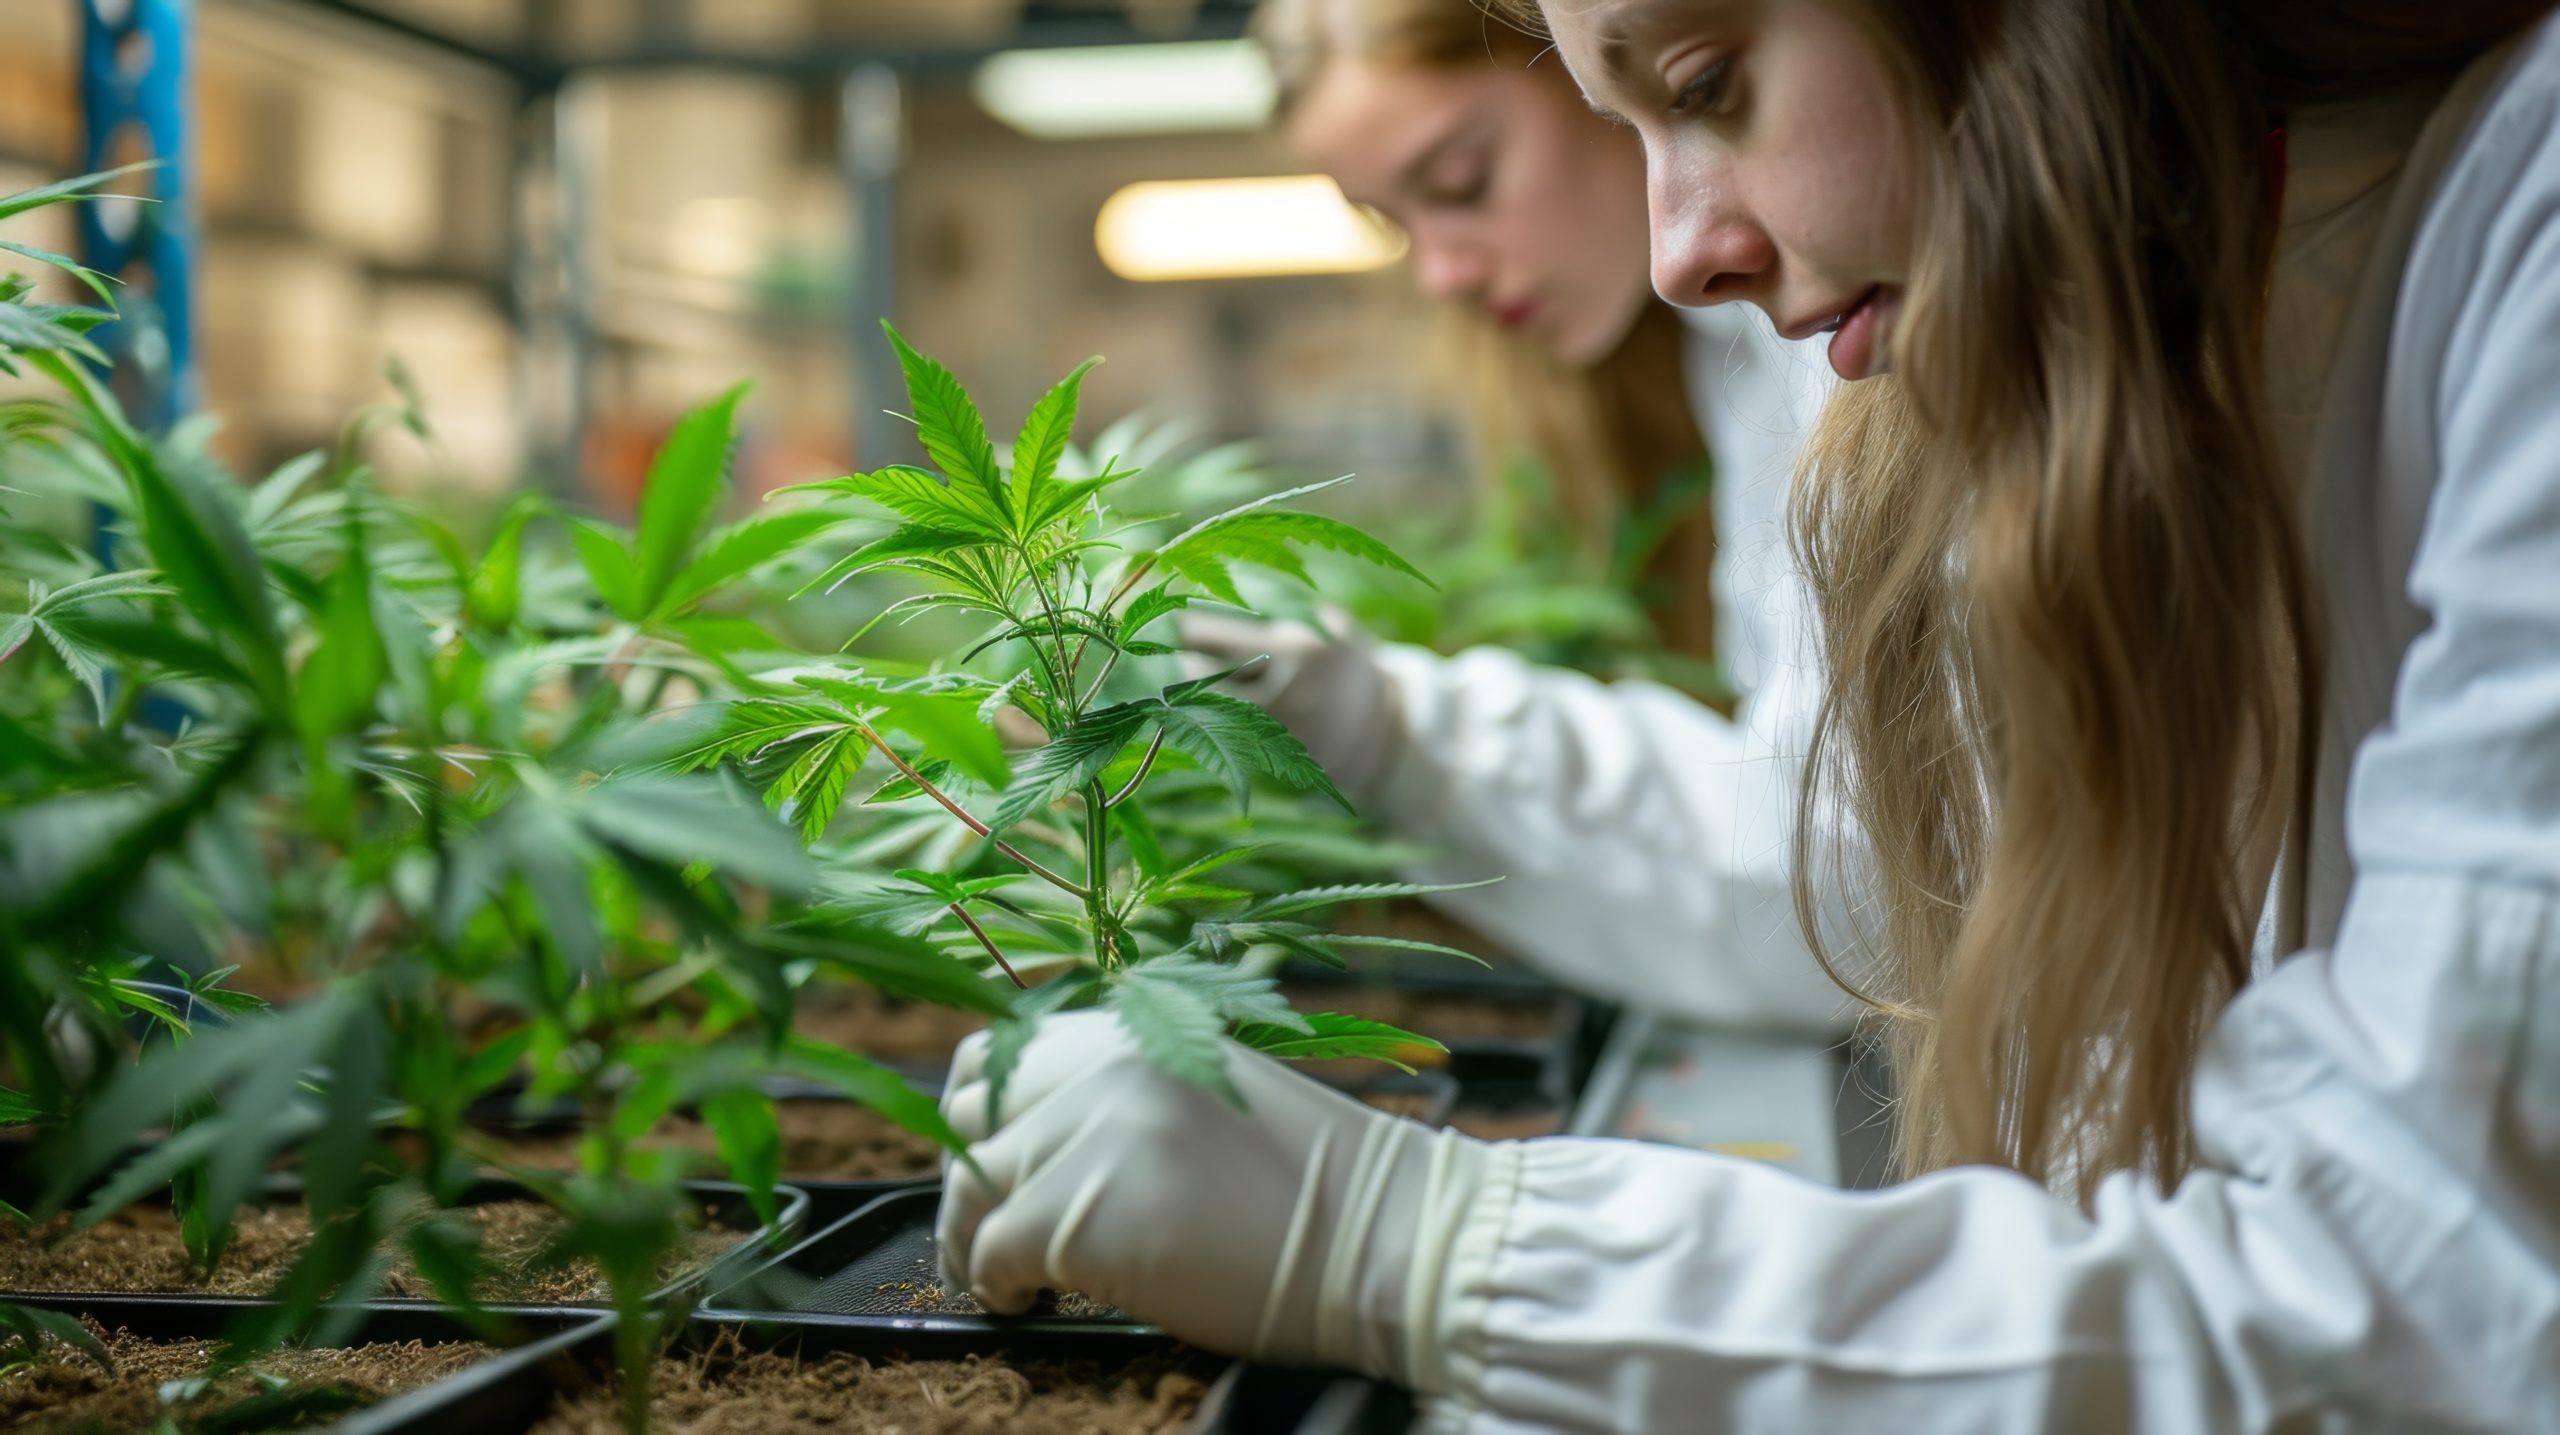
top-left (690, 324), bottom-right (1481, 1111)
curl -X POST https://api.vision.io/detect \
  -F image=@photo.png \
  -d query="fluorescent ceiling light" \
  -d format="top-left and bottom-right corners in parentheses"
top-left (1095, 175), bottom-right (1408, 282)
top-left (975, 41), bottom-right (1277, 139)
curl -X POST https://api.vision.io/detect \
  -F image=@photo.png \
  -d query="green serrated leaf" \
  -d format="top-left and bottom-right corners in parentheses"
top-left (1153, 691), bottom-right (1349, 815)
top-left (1151, 478), bottom-right (1434, 601)
top-left (293, 519), bottom-right (386, 743)
top-left (777, 467), bottom-right (1009, 540)
top-left (571, 774), bottom-right (816, 896)
top-left (1232, 1011), bottom-right (1444, 1074)
top-left (44, 609), bottom-right (243, 685)
top-left (1132, 953), bottom-right (1305, 1031)
top-left (990, 703), bottom-right (1150, 832)
top-left (29, 570), bottom-right (175, 612)
top-left (570, 519), bottom-right (640, 618)
top-left (0, 237), bottom-right (115, 303)
top-left (662, 508), bottom-right (839, 615)
top-left (29, 353), bottom-right (287, 714)
top-left (244, 450), bottom-right (328, 530)
top-left (700, 1087), bottom-right (782, 1230)
top-left (771, 728), bottom-right (862, 843)
top-left (779, 1037), bottom-right (970, 1153)
top-left (861, 755), bottom-right (951, 807)
top-left (465, 493), bottom-right (541, 630)
top-left (1110, 968), bottom-right (1238, 1107)
top-left (1244, 879), bottom-right (1503, 919)
top-left (794, 522), bottom-right (987, 598)
top-left (0, 162), bottom-right (159, 223)
top-left (770, 914), bottom-right (1013, 1015)
top-left (1321, 933), bottom-right (1494, 965)
top-left (33, 615), bottom-right (107, 722)
top-left (635, 383), bottom-right (749, 612)
top-left (0, 302), bottom-right (106, 363)
top-left (0, 1303), bottom-right (113, 1375)
top-left (883, 323), bottom-right (1007, 524)
top-left (1008, 356), bottom-right (1101, 529)
top-left (1112, 803), bottom-right (1169, 880)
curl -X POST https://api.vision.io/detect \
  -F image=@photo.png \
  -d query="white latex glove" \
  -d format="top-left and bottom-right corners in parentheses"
top-left (936, 1010), bottom-right (1486, 1385)
top-left (1178, 610), bottom-right (1401, 794)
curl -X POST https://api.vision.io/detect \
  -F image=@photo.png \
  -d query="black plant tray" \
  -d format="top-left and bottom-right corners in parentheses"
top-left (696, 1186), bottom-right (1167, 1359)
top-left (1199, 1363), bottom-right (1420, 1434)
top-left (331, 1312), bottom-right (612, 1435)
top-left (350, 1304), bottom-right (1242, 1433)
top-left (0, 1290), bottom-right (609, 1435)
top-left (361, 1188), bottom-right (1423, 1434)
top-left (0, 1164), bottom-right (805, 1336)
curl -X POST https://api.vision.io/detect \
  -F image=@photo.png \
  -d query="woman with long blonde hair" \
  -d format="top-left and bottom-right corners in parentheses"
top-left (938, 1), bottom-right (2560, 1427)
top-left (1190, 0), bottom-right (1851, 1032)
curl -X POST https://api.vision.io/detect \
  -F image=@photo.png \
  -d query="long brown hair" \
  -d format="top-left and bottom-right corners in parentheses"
top-left (1491, 0), bottom-right (2548, 1195)
top-left (1794, 0), bottom-right (2549, 1196)
top-left (1256, 0), bottom-right (1716, 657)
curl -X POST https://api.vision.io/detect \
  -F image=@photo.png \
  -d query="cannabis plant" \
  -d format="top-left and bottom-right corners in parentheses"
top-left (1336, 449), bottom-right (1728, 701)
top-left (669, 326), bottom-right (1493, 1118)
top-left (0, 170), bottom-right (967, 1428)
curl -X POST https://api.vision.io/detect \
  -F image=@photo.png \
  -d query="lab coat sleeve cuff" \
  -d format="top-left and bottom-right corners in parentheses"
top-left (1413, 1133), bottom-right (1525, 1416)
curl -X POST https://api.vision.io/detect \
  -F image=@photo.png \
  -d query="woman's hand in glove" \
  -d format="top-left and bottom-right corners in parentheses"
top-left (1177, 610), bottom-right (1401, 794)
top-left (936, 1010), bottom-right (1487, 1386)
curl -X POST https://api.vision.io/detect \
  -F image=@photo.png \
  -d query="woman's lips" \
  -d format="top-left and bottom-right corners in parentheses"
top-left (1823, 285), bottom-right (1895, 381)
top-left (1489, 298), bottom-right (1540, 330)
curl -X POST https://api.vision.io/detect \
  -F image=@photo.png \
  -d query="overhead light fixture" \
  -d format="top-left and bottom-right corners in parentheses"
top-left (974, 40), bottom-right (1277, 139)
top-left (1095, 175), bottom-right (1408, 282)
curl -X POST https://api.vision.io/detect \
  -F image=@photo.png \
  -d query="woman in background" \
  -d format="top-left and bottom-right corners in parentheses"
top-left (1196, 0), bottom-right (1848, 1030)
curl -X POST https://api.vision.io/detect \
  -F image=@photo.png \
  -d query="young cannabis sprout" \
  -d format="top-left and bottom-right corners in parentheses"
top-left (677, 325), bottom-right (1496, 1113)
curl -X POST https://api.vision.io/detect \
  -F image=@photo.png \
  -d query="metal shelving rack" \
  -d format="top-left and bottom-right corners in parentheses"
top-left (80, 0), bottom-right (1258, 469)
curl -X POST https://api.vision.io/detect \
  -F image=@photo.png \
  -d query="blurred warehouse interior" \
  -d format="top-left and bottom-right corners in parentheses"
top-left (0, 0), bottom-right (1469, 523)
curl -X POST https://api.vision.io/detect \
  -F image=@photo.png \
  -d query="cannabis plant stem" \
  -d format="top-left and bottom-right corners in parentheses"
top-left (849, 718), bottom-right (1088, 899)
top-left (1077, 645), bottom-right (1122, 710)
top-left (948, 904), bottom-right (1028, 989)
top-left (1022, 553), bottom-right (1080, 709)
top-left (1104, 729), bottom-right (1163, 809)
top-left (1081, 778), bottom-right (1119, 968)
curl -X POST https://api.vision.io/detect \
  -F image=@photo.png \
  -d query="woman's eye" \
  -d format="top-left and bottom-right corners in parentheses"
top-left (1667, 57), bottom-right (1737, 119)
top-left (1425, 166), bottom-right (1490, 208)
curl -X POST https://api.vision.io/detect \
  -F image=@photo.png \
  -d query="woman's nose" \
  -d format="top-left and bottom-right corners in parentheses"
top-left (1649, 170), bottom-right (1774, 308)
top-left (1411, 234), bottom-right (1491, 303)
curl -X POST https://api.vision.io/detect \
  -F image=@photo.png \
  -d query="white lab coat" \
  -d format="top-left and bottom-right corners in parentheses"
top-left (1366, 294), bottom-right (1847, 1033)
top-left (1413, 18), bottom-right (2560, 1433)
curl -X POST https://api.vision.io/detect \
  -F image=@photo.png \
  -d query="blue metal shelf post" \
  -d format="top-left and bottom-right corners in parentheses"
top-left (78, 0), bottom-right (198, 436)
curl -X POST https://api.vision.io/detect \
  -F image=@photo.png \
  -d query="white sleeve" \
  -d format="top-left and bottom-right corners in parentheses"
top-left (1365, 638), bottom-right (1847, 1034)
top-left (1358, 312), bottom-right (1853, 1035)
top-left (1410, 53), bottom-right (2560, 1434)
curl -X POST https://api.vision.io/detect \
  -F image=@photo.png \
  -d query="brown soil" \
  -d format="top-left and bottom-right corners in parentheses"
top-left (0, 1201), bottom-right (740, 1305)
top-left (1282, 985), bottom-right (1560, 1043)
top-left (493, 1099), bottom-right (943, 1183)
top-left (0, 1318), bottom-right (490, 1434)
top-left (790, 987), bottom-right (988, 1067)
top-left (861, 1244), bottom-right (1120, 1320)
top-left (530, 1331), bottom-right (1209, 1435)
